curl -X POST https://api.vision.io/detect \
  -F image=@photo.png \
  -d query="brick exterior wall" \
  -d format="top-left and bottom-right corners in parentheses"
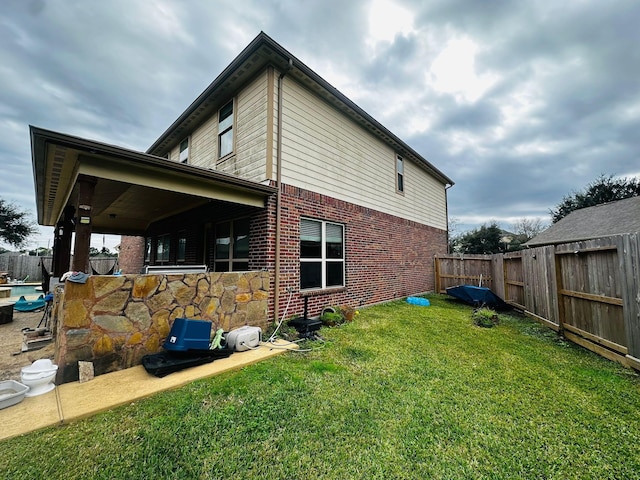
top-left (118, 184), bottom-right (448, 324)
top-left (264, 184), bottom-right (448, 321)
top-left (118, 235), bottom-right (145, 274)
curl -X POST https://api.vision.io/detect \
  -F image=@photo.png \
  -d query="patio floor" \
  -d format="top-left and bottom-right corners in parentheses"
top-left (0, 340), bottom-right (297, 441)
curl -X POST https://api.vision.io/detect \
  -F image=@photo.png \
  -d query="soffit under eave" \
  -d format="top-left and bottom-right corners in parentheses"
top-left (39, 143), bottom-right (79, 227)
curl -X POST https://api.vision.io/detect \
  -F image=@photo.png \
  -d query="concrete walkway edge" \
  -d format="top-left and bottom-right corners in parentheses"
top-left (0, 341), bottom-right (297, 441)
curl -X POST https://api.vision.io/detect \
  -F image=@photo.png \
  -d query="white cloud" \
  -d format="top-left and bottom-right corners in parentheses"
top-left (367, 0), bottom-right (415, 47)
top-left (427, 37), bottom-right (498, 103)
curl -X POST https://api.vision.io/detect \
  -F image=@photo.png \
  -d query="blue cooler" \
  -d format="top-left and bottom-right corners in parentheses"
top-left (163, 318), bottom-right (212, 352)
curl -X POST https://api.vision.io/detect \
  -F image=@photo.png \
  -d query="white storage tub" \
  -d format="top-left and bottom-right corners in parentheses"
top-left (0, 380), bottom-right (29, 409)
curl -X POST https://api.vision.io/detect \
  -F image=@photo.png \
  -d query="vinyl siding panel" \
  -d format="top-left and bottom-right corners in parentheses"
top-left (217, 72), bottom-right (268, 182)
top-left (164, 72), bottom-right (269, 183)
top-left (190, 115), bottom-right (217, 168)
top-left (280, 78), bottom-right (447, 230)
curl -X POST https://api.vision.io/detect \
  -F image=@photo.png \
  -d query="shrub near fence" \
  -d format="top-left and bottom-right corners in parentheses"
top-left (435, 233), bottom-right (640, 371)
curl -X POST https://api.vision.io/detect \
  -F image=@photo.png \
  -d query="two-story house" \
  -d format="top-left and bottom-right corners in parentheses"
top-left (32, 32), bottom-right (453, 324)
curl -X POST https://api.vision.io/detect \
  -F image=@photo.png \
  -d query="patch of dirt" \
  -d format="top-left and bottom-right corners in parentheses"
top-left (0, 310), bottom-right (55, 381)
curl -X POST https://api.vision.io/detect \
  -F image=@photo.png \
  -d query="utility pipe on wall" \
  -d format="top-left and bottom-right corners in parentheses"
top-left (274, 59), bottom-right (293, 322)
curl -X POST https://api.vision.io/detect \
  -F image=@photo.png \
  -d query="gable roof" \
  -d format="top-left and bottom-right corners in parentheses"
top-left (146, 32), bottom-right (454, 187)
top-left (526, 196), bottom-right (640, 247)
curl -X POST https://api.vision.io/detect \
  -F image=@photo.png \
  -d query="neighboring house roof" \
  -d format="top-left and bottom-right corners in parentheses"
top-left (146, 31), bottom-right (454, 187)
top-left (525, 196), bottom-right (640, 247)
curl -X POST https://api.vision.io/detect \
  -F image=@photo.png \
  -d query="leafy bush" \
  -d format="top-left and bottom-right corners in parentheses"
top-left (320, 305), bottom-right (357, 326)
top-left (321, 308), bottom-right (344, 326)
top-left (473, 307), bottom-right (499, 328)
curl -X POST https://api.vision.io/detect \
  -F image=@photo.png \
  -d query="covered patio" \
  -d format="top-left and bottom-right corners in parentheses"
top-left (30, 127), bottom-right (277, 383)
top-left (31, 126), bottom-right (276, 277)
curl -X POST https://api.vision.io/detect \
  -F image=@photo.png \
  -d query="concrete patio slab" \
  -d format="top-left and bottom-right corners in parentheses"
top-left (0, 340), bottom-right (297, 441)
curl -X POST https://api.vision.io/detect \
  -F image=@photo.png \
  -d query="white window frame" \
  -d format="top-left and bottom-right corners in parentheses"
top-left (300, 218), bottom-right (345, 291)
top-left (396, 154), bottom-right (404, 194)
top-left (218, 99), bottom-right (234, 159)
top-left (179, 138), bottom-right (189, 163)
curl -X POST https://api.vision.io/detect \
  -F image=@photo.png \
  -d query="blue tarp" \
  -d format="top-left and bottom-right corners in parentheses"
top-left (445, 285), bottom-right (510, 310)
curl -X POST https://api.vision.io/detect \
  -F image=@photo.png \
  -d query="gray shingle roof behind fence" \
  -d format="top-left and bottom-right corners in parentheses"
top-left (526, 196), bottom-right (640, 246)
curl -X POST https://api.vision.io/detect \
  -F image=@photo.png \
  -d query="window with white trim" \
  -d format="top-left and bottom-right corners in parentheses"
top-left (218, 100), bottom-right (234, 158)
top-left (214, 218), bottom-right (249, 271)
top-left (179, 138), bottom-right (189, 163)
top-left (300, 218), bottom-right (344, 290)
top-left (396, 154), bottom-right (404, 193)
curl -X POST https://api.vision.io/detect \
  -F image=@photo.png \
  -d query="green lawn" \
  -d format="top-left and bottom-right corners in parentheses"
top-left (2, 295), bottom-right (640, 479)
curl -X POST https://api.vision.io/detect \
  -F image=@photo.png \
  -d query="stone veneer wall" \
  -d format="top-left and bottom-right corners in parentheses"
top-left (53, 271), bottom-right (270, 384)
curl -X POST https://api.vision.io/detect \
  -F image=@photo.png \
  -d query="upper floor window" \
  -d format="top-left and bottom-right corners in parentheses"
top-left (218, 100), bottom-right (234, 158)
top-left (300, 218), bottom-right (344, 290)
top-left (179, 138), bottom-right (189, 163)
top-left (396, 154), bottom-right (404, 193)
top-left (214, 217), bottom-right (249, 272)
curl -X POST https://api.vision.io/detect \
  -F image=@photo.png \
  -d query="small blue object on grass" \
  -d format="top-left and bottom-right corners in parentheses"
top-left (406, 296), bottom-right (430, 307)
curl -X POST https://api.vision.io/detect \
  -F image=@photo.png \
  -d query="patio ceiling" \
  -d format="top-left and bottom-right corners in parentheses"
top-left (30, 127), bottom-right (276, 236)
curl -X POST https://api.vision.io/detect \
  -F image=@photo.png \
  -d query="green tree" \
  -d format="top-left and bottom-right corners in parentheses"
top-left (0, 199), bottom-right (37, 247)
top-left (99, 246), bottom-right (118, 257)
top-left (454, 222), bottom-right (505, 254)
top-left (28, 247), bottom-right (52, 256)
top-left (550, 174), bottom-right (640, 223)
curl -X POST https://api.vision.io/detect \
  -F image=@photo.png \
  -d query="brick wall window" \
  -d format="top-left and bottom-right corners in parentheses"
top-left (214, 217), bottom-right (249, 271)
top-left (300, 218), bottom-right (344, 290)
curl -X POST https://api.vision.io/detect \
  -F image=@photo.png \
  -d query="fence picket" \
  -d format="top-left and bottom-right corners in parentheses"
top-left (435, 233), bottom-right (640, 370)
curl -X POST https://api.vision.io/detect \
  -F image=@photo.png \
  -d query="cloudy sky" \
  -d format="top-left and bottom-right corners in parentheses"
top-left (2, 0), bottom-right (639, 251)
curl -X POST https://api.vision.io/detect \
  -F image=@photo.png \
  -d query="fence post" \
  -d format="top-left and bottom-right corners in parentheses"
top-left (620, 233), bottom-right (640, 368)
top-left (553, 245), bottom-right (566, 336)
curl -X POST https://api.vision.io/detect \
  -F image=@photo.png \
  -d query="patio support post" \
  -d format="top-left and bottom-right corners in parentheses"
top-left (71, 175), bottom-right (97, 273)
top-left (52, 205), bottom-right (75, 277)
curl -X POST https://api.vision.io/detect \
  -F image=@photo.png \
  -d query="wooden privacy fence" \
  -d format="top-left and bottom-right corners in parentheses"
top-left (435, 233), bottom-right (640, 371)
top-left (0, 255), bottom-right (118, 282)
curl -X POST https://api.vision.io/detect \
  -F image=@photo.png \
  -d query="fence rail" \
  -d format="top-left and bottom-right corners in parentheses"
top-left (435, 233), bottom-right (640, 371)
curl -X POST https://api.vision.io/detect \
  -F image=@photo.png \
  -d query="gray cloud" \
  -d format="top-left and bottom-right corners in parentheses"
top-left (1, 0), bottom-right (639, 248)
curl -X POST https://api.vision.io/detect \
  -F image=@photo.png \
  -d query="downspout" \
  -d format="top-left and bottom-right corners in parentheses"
top-left (445, 183), bottom-right (453, 253)
top-left (274, 59), bottom-right (293, 322)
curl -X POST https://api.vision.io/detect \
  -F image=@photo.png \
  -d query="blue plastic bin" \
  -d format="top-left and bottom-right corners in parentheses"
top-left (163, 318), bottom-right (212, 351)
